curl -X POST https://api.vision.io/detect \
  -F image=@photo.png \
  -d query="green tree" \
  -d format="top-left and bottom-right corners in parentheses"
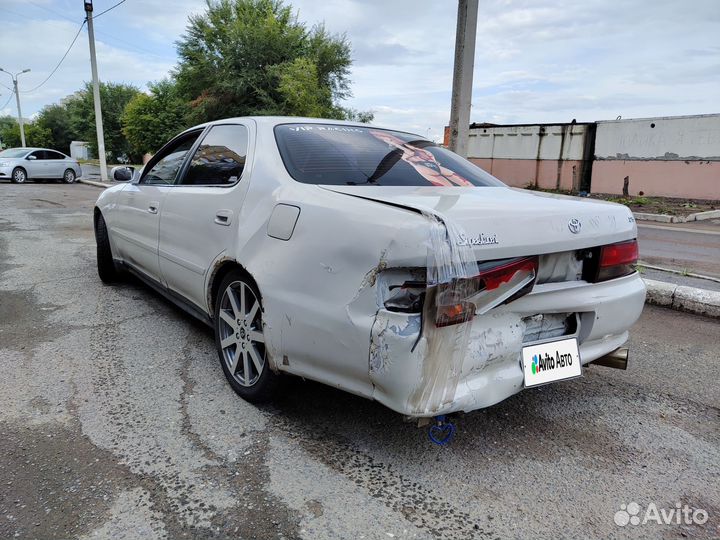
top-left (0, 120), bottom-right (52, 149)
top-left (0, 116), bottom-right (16, 148)
top-left (175, 0), bottom-right (371, 123)
top-left (66, 82), bottom-right (141, 162)
top-left (122, 79), bottom-right (191, 155)
top-left (35, 104), bottom-right (74, 154)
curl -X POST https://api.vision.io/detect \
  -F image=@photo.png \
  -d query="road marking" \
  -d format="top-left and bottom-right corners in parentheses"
top-left (637, 223), bottom-right (720, 236)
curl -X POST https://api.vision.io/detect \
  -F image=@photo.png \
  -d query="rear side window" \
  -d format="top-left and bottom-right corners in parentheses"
top-left (46, 151), bottom-right (65, 160)
top-left (179, 124), bottom-right (248, 186)
top-left (274, 124), bottom-right (504, 187)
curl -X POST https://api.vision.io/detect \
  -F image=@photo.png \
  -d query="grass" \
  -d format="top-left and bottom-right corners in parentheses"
top-left (606, 196), bottom-right (651, 206)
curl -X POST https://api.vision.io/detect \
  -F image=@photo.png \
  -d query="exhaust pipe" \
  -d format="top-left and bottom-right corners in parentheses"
top-left (591, 347), bottom-right (629, 370)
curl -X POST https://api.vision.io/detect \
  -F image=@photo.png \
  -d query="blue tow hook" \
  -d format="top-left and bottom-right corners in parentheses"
top-left (428, 415), bottom-right (456, 445)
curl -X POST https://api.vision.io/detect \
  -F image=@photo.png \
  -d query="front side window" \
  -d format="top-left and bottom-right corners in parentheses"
top-left (274, 123), bottom-right (505, 187)
top-left (179, 124), bottom-right (249, 186)
top-left (141, 132), bottom-right (201, 185)
top-left (28, 151), bottom-right (44, 160)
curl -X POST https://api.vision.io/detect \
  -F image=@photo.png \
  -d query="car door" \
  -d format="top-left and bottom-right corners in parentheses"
top-left (24, 150), bottom-right (46, 178)
top-left (111, 130), bottom-right (203, 284)
top-left (158, 123), bottom-right (254, 312)
top-left (45, 150), bottom-right (67, 178)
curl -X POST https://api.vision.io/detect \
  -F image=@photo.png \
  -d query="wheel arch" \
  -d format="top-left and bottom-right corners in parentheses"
top-left (12, 166), bottom-right (27, 179)
top-left (93, 206), bottom-right (103, 228)
top-left (207, 259), bottom-right (262, 319)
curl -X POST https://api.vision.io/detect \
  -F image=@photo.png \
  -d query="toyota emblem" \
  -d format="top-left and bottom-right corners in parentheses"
top-left (568, 218), bottom-right (582, 234)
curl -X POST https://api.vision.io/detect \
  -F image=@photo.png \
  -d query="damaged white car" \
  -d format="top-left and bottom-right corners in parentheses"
top-left (94, 117), bottom-right (646, 419)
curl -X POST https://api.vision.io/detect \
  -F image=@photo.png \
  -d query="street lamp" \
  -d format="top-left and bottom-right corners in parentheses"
top-left (0, 68), bottom-right (31, 147)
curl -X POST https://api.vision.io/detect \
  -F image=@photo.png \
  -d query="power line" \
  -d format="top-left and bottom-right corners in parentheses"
top-left (26, 0), bottom-right (78, 24)
top-left (1, 90), bottom-right (14, 111)
top-left (21, 20), bottom-right (87, 94)
top-left (94, 0), bottom-right (128, 19)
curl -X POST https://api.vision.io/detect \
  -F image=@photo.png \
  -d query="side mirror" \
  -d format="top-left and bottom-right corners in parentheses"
top-left (110, 165), bottom-right (134, 182)
top-left (26, 155), bottom-right (37, 160)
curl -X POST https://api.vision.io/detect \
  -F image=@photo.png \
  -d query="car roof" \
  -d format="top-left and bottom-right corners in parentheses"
top-left (5, 147), bottom-right (64, 153)
top-left (186, 116), bottom-right (370, 130)
top-left (178, 115), bottom-right (422, 139)
top-left (26, 147), bottom-right (68, 154)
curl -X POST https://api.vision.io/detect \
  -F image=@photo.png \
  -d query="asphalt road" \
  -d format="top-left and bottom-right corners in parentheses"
top-left (638, 222), bottom-right (720, 279)
top-left (1, 182), bottom-right (718, 540)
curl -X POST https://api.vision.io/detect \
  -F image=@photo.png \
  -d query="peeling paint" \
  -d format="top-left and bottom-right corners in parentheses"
top-left (369, 312), bottom-right (392, 375)
top-left (359, 249), bottom-right (389, 289)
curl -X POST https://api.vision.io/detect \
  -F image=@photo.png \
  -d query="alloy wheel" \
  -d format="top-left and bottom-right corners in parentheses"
top-left (13, 169), bottom-right (26, 183)
top-left (64, 170), bottom-right (76, 183)
top-left (218, 280), bottom-right (266, 387)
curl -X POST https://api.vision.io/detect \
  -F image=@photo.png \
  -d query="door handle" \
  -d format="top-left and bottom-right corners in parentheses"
top-left (214, 209), bottom-right (233, 226)
top-left (148, 202), bottom-right (159, 214)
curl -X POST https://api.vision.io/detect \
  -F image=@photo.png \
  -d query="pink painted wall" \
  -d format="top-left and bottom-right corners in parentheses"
top-left (470, 158), bottom-right (583, 191)
top-left (591, 160), bottom-right (720, 199)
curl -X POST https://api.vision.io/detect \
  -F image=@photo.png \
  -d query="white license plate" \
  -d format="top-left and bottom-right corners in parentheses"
top-left (522, 338), bottom-right (582, 388)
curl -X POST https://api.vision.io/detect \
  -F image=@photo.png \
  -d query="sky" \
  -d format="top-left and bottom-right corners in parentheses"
top-left (0, 0), bottom-right (718, 142)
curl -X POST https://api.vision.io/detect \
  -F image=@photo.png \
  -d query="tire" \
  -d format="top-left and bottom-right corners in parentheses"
top-left (63, 169), bottom-right (77, 184)
top-left (214, 270), bottom-right (282, 403)
top-left (11, 167), bottom-right (26, 184)
top-left (94, 212), bottom-right (119, 284)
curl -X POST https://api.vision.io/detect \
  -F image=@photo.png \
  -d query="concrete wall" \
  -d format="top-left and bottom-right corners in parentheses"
top-left (465, 123), bottom-right (592, 191)
top-left (591, 160), bottom-right (719, 199)
top-left (592, 114), bottom-right (720, 199)
top-left (461, 114), bottom-right (720, 199)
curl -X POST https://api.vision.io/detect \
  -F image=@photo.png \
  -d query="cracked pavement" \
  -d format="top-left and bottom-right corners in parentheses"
top-left (0, 182), bottom-right (718, 539)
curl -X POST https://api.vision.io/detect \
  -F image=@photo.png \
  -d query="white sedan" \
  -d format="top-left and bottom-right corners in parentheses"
top-left (94, 117), bottom-right (645, 418)
top-left (0, 147), bottom-right (82, 183)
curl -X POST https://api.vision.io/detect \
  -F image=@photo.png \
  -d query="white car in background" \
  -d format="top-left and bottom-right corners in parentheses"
top-left (93, 117), bottom-right (645, 418)
top-left (0, 147), bottom-right (82, 184)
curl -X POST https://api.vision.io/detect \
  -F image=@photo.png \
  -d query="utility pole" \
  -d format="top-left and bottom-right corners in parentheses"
top-left (84, 0), bottom-right (108, 181)
top-left (448, 0), bottom-right (478, 157)
top-left (0, 68), bottom-right (31, 147)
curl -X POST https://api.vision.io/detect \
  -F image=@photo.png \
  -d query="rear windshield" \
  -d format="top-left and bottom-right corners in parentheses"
top-left (0, 148), bottom-right (30, 158)
top-left (274, 124), bottom-right (504, 187)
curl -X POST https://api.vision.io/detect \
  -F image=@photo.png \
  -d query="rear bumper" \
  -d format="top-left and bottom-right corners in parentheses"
top-left (369, 272), bottom-right (646, 417)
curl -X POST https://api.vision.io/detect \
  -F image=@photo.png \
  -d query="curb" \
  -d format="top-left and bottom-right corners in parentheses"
top-left (78, 178), bottom-right (111, 188)
top-left (643, 278), bottom-right (720, 318)
top-left (633, 209), bottom-right (720, 224)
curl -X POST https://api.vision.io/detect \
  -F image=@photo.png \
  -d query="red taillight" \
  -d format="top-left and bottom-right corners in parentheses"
top-left (595, 240), bottom-right (638, 282)
top-left (479, 257), bottom-right (539, 291)
top-left (435, 256), bottom-right (539, 327)
top-left (599, 240), bottom-right (638, 268)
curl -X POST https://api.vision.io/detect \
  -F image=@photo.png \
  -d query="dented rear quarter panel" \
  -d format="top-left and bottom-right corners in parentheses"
top-left (225, 121), bottom-right (432, 397)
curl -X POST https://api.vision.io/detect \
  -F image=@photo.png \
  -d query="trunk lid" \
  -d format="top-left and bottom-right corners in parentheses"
top-left (320, 185), bottom-right (637, 260)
